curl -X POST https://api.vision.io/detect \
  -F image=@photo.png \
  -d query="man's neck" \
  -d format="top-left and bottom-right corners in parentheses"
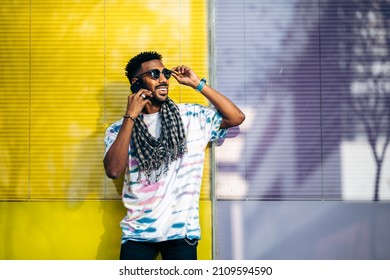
top-left (143, 103), bottom-right (161, 114)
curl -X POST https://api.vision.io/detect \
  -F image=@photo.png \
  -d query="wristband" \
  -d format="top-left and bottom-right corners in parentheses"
top-left (196, 78), bottom-right (207, 92)
top-left (123, 115), bottom-right (136, 122)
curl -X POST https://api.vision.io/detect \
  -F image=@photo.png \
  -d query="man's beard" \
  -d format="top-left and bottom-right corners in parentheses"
top-left (151, 83), bottom-right (169, 105)
top-left (150, 94), bottom-right (168, 105)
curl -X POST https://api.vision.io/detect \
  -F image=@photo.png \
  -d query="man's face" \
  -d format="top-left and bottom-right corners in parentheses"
top-left (137, 59), bottom-right (170, 103)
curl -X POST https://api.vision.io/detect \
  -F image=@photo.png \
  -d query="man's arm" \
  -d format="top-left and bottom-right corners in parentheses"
top-left (196, 84), bottom-right (245, 128)
top-left (103, 89), bottom-right (152, 179)
top-left (172, 65), bottom-right (245, 128)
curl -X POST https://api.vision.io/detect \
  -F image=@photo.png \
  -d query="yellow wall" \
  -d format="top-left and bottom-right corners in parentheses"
top-left (0, 0), bottom-right (212, 259)
top-left (0, 200), bottom-right (212, 259)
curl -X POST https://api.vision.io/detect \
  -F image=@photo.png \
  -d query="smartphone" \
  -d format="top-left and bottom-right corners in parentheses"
top-left (131, 80), bottom-right (152, 100)
top-left (130, 80), bottom-right (142, 93)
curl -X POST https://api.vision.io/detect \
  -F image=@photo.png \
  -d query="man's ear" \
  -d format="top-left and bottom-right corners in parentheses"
top-left (131, 78), bottom-right (138, 85)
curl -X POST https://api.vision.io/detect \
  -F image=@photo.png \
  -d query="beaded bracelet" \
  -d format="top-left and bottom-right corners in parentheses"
top-left (123, 115), bottom-right (136, 122)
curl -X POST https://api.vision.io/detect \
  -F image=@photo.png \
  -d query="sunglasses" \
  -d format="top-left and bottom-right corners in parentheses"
top-left (135, 68), bottom-right (172, 80)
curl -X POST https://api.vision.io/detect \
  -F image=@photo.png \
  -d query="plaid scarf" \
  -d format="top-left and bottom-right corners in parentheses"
top-left (131, 97), bottom-right (187, 183)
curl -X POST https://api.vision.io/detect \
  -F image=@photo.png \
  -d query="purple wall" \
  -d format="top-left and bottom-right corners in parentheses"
top-left (214, 0), bottom-right (390, 259)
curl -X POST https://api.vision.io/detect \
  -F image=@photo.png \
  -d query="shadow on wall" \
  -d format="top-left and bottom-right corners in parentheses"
top-left (69, 82), bottom-right (129, 259)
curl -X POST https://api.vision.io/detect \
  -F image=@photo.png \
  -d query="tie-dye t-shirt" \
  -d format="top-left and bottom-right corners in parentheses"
top-left (104, 103), bottom-right (227, 243)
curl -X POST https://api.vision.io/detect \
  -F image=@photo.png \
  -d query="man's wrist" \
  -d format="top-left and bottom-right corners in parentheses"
top-left (123, 114), bottom-right (136, 122)
top-left (195, 78), bottom-right (207, 92)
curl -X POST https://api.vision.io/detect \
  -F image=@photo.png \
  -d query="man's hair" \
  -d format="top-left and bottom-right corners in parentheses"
top-left (125, 51), bottom-right (163, 82)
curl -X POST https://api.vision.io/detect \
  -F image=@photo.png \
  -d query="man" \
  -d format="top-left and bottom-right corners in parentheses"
top-left (103, 51), bottom-right (245, 260)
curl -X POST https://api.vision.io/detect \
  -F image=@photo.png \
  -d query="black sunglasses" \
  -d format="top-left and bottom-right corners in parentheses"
top-left (135, 68), bottom-right (172, 80)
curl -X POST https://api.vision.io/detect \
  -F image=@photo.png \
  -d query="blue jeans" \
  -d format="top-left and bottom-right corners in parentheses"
top-left (119, 238), bottom-right (198, 260)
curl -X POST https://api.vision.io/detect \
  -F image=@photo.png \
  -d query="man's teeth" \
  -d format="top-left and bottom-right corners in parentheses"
top-left (156, 87), bottom-right (167, 92)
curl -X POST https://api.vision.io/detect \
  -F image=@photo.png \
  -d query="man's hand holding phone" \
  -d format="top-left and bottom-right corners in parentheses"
top-left (125, 88), bottom-right (152, 120)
